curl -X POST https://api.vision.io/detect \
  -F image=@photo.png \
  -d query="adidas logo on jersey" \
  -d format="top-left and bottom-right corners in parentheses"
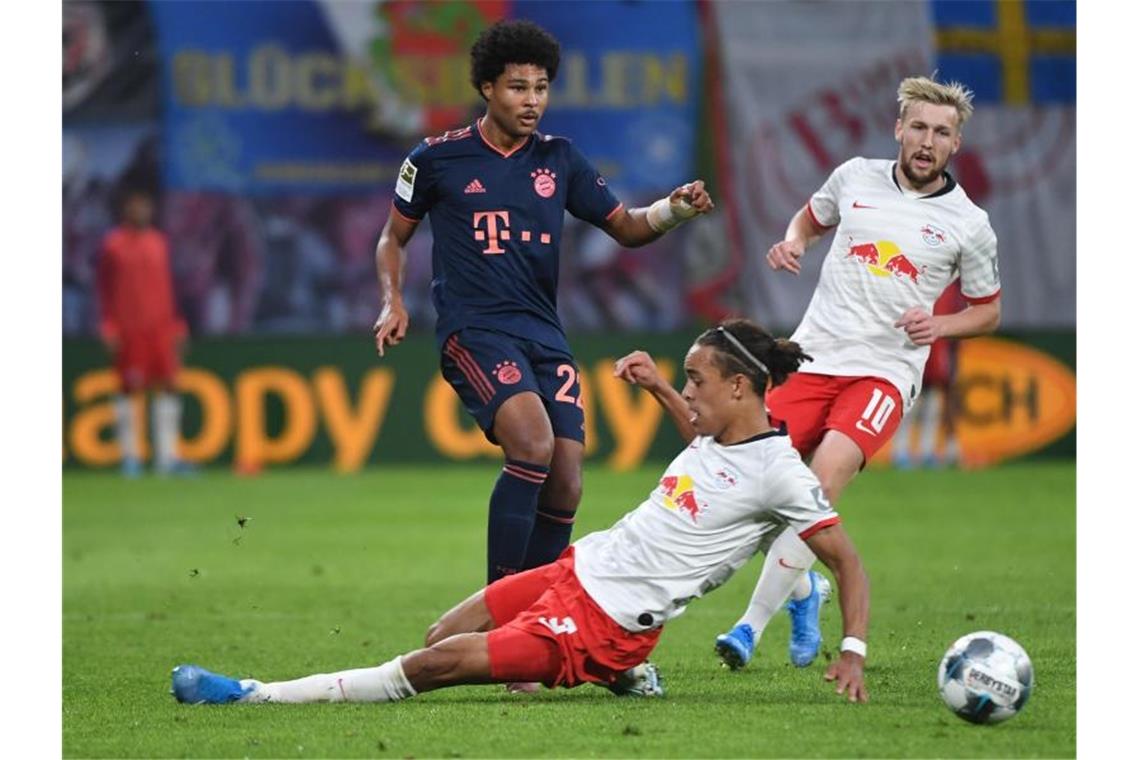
top-left (464, 179), bottom-right (487, 194)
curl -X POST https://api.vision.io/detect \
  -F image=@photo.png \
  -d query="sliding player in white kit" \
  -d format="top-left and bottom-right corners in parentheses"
top-left (714, 76), bottom-right (1001, 671)
top-left (170, 320), bottom-right (872, 705)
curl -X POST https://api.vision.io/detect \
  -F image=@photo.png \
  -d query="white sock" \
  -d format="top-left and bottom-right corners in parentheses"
top-left (737, 529), bottom-right (816, 640)
top-left (789, 567), bottom-right (814, 601)
top-left (153, 393), bottom-right (182, 471)
top-left (240, 656), bottom-right (417, 704)
top-left (114, 394), bottom-right (140, 462)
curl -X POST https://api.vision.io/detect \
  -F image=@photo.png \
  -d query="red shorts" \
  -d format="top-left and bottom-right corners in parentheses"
top-left (767, 372), bottom-right (904, 463)
top-left (115, 330), bottom-right (180, 392)
top-left (483, 547), bottom-right (661, 689)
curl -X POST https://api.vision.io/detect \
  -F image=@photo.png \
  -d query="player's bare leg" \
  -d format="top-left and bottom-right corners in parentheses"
top-left (400, 633), bottom-right (497, 691)
top-left (424, 589), bottom-right (495, 646)
top-left (174, 633), bottom-right (496, 705)
top-left (525, 437), bottom-right (583, 568)
top-left (807, 429), bottom-right (865, 505)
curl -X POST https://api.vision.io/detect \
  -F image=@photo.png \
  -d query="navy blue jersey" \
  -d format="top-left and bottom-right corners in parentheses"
top-left (392, 119), bottom-right (621, 353)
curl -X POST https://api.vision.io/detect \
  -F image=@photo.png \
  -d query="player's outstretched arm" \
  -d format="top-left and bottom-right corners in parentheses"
top-left (766, 205), bottom-right (827, 275)
top-left (603, 180), bottom-right (714, 247)
top-left (614, 351), bottom-right (696, 443)
top-left (804, 524), bottom-right (870, 703)
top-left (372, 210), bottom-right (419, 356)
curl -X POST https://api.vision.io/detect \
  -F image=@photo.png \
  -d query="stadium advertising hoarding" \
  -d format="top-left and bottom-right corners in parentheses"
top-left (63, 333), bottom-right (1075, 472)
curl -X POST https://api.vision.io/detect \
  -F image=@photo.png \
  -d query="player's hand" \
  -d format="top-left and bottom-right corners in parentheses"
top-left (372, 300), bottom-right (409, 357)
top-left (767, 239), bottom-right (806, 275)
top-left (824, 651), bottom-right (868, 703)
top-left (614, 351), bottom-right (663, 392)
top-left (670, 180), bottom-right (715, 216)
top-left (894, 307), bottom-right (940, 346)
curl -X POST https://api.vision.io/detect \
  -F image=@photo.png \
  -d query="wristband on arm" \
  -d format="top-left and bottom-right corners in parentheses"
top-left (840, 636), bottom-right (867, 658)
top-left (646, 194), bottom-right (698, 233)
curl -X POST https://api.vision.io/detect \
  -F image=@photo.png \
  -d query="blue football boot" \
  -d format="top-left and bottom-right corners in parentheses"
top-left (714, 623), bottom-right (755, 670)
top-left (787, 571), bottom-right (831, 667)
top-left (171, 664), bottom-right (252, 704)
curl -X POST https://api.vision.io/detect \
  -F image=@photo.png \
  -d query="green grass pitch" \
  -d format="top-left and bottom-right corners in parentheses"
top-left (63, 461), bottom-right (1075, 758)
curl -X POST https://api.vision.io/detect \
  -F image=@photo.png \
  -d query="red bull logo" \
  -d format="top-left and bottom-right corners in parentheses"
top-left (845, 239), bottom-right (926, 284)
top-left (659, 474), bottom-right (704, 522)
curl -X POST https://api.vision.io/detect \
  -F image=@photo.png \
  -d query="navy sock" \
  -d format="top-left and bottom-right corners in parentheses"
top-left (486, 459), bottom-right (549, 583)
top-left (522, 506), bottom-right (577, 570)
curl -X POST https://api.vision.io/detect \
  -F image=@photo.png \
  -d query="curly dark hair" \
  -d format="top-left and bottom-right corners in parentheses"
top-left (469, 19), bottom-right (560, 96)
top-left (695, 318), bottom-right (813, 393)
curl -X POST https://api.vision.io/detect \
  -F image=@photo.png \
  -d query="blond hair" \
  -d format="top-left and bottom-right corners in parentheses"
top-left (897, 76), bottom-right (975, 128)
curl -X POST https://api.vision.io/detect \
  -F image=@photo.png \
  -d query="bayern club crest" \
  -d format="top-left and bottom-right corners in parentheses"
top-left (495, 361), bottom-right (522, 385)
top-left (531, 168), bottom-right (556, 198)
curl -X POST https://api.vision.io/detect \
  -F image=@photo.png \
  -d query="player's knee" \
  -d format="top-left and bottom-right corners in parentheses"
top-left (501, 431), bottom-right (555, 467)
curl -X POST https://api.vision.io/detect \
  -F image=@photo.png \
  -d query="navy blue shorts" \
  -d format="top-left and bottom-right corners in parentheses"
top-left (440, 328), bottom-right (585, 444)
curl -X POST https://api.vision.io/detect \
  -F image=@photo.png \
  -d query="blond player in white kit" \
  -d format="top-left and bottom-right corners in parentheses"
top-left (714, 76), bottom-right (1002, 671)
top-left (171, 320), bottom-right (873, 705)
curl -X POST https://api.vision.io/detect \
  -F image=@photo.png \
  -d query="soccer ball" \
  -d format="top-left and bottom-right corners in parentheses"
top-left (937, 631), bottom-right (1034, 724)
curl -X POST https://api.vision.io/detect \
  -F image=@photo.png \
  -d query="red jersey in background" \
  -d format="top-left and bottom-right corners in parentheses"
top-left (96, 226), bottom-right (187, 390)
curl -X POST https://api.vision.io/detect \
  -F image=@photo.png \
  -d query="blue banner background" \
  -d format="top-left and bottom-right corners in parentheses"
top-left (150, 0), bottom-right (700, 196)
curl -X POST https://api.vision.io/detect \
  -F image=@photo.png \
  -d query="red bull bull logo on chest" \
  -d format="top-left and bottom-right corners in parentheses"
top-left (845, 239), bottom-right (926, 284)
top-left (659, 474), bottom-right (705, 523)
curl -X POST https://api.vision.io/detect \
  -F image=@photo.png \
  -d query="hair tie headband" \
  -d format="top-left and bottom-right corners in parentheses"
top-left (717, 326), bottom-right (769, 375)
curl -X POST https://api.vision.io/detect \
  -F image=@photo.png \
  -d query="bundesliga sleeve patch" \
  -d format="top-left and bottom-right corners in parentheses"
top-left (395, 158), bottom-right (418, 203)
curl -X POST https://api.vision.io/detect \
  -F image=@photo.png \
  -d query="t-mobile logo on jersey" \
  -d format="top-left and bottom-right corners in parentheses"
top-left (473, 211), bottom-right (553, 255)
top-left (473, 211), bottom-right (510, 254)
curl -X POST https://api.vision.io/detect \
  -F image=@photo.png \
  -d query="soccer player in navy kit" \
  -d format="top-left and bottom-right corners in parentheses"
top-left (372, 20), bottom-right (714, 585)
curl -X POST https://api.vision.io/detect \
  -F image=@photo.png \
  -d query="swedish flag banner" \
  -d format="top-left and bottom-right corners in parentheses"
top-left (933, 0), bottom-right (1075, 104)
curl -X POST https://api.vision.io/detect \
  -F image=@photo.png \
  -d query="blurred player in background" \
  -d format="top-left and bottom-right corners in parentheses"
top-left (715, 76), bottom-right (1001, 671)
top-left (892, 282), bottom-right (965, 469)
top-left (371, 20), bottom-right (713, 587)
top-left (96, 188), bottom-right (190, 477)
top-left (172, 319), bottom-right (871, 706)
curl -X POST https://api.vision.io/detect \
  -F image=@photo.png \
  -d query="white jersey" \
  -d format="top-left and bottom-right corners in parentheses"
top-left (573, 430), bottom-right (839, 633)
top-left (796, 157), bottom-right (1001, 406)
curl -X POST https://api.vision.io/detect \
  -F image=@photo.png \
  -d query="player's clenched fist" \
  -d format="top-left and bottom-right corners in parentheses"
top-left (767, 239), bottom-right (806, 274)
top-left (614, 350), bottom-right (664, 391)
top-left (894, 307), bottom-right (939, 346)
top-left (372, 301), bottom-right (409, 357)
top-left (671, 180), bottom-right (715, 215)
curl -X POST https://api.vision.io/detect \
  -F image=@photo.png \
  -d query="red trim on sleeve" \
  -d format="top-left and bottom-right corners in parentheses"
top-left (390, 202), bottom-right (421, 225)
top-left (804, 202), bottom-right (836, 231)
top-left (799, 516), bottom-right (841, 541)
top-left (604, 202), bottom-right (624, 221)
top-left (964, 289), bottom-right (1001, 305)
